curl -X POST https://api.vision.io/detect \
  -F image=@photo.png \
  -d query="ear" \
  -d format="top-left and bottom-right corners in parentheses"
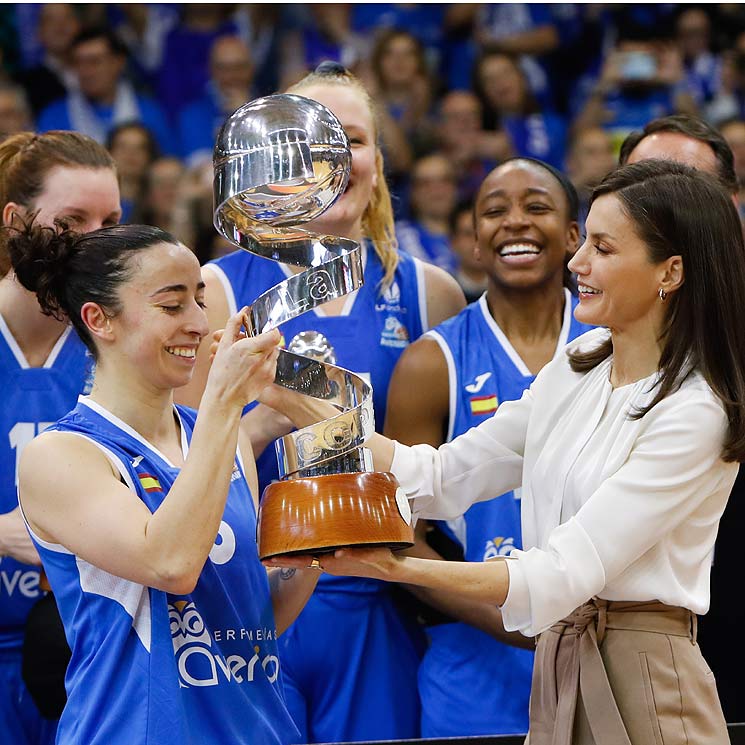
top-left (80, 302), bottom-right (114, 344)
top-left (660, 255), bottom-right (684, 294)
top-left (2, 202), bottom-right (23, 227)
top-left (565, 221), bottom-right (581, 258)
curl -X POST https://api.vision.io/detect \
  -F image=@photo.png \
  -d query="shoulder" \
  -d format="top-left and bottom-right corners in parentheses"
top-left (419, 261), bottom-right (466, 327)
top-left (20, 430), bottom-right (116, 483)
top-left (397, 335), bottom-right (447, 378)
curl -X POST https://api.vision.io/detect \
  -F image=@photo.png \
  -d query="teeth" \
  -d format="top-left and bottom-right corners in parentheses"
top-left (166, 347), bottom-right (196, 358)
top-left (499, 243), bottom-right (540, 257)
top-left (578, 284), bottom-right (601, 295)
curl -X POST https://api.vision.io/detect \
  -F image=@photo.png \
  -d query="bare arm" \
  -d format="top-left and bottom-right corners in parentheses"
top-left (21, 314), bottom-right (280, 595)
top-left (0, 507), bottom-right (40, 565)
top-left (421, 262), bottom-right (466, 328)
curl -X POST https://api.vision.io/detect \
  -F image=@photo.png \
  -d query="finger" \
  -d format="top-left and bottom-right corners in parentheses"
top-left (219, 307), bottom-right (249, 350)
top-left (232, 328), bottom-right (281, 357)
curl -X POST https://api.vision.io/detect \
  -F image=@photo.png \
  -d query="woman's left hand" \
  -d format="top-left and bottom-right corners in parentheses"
top-left (264, 547), bottom-right (402, 582)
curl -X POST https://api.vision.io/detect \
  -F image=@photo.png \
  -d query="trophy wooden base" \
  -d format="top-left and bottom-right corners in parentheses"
top-left (257, 471), bottom-right (414, 560)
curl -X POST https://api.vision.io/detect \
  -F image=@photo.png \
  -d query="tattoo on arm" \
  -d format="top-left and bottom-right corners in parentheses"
top-left (279, 568), bottom-right (296, 580)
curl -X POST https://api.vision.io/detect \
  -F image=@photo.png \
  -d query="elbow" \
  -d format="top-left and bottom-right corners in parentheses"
top-left (150, 561), bottom-right (202, 595)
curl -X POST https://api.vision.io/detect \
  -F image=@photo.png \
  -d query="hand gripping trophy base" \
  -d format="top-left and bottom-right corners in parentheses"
top-left (213, 94), bottom-right (414, 560)
top-left (257, 472), bottom-right (413, 560)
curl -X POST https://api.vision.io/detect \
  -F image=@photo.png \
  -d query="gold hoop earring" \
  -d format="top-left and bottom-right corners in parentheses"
top-left (658, 288), bottom-right (667, 301)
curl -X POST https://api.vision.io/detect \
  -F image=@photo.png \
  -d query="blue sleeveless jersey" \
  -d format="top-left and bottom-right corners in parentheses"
top-left (209, 244), bottom-right (427, 595)
top-left (210, 245), bottom-right (428, 743)
top-left (0, 317), bottom-right (92, 651)
top-left (27, 398), bottom-right (298, 745)
top-left (420, 291), bottom-right (593, 736)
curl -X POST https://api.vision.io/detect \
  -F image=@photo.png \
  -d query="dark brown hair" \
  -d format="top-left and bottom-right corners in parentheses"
top-left (8, 221), bottom-right (176, 359)
top-left (569, 159), bottom-right (745, 461)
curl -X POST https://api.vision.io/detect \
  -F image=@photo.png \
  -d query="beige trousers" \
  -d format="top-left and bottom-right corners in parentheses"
top-left (526, 599), bottom-right (729, 745)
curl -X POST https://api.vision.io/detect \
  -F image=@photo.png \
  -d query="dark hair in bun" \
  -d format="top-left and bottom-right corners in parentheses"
top-left (7, 219), bottom-right (177, 358)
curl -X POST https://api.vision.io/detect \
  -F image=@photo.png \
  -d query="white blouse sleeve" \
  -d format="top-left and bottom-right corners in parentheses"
top-left (501, 390), bottom-right (732, 636)
top-left (390, 385), bottom-right (533, 521)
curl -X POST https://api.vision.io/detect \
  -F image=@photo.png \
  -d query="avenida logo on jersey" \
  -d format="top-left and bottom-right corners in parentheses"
top-left (483, 536), bottom-right (515, 560)
top-left (169, 600), bottom-right (280, 688)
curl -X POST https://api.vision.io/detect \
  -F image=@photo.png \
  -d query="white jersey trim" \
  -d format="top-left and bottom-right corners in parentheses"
top-left (424, 329), bottom-right (458, 444)
top-left (78, 397), bottom-right (188, 467)
top-left (204, 263), bottom-right (238, 317)
top-left (0, 313), bottom-right (74, 369)
top-left (412, 256), bottom-right (429, 332)
top-left (21, 433), bottom-right (153, 652)
top-left (477, 288), bottom-right (574, 377)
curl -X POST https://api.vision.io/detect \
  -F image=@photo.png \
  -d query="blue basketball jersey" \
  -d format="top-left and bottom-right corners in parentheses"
top-left (209, 244), bottom-right (427, 595)
top-left (0, 317), bottom-right (93, 652)
top-left (419, 290), bottom-right (593, 736)
top-left (26, 398), bottom-right (298, 745)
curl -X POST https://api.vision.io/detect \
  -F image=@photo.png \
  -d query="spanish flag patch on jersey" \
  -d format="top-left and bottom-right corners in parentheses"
top-left (138, 473), bottom-right (162, 493)
top-left (469, 395), bottom-right (498, 416)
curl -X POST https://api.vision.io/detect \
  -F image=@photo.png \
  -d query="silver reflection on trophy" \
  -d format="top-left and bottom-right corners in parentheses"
top-left (213, 93), bottom-right (375, 478)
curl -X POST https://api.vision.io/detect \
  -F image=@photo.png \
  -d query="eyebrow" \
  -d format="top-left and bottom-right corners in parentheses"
top-left (482, 187), bottom-right (553, 199)
top-left (150, 282), bottom-right (205, 297)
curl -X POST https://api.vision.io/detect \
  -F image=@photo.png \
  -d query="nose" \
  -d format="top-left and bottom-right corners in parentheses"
top-left (502, 204), bottom-right (530, 230)
top-left (186, 300), bottom-right (210, 341)
top-left (568, 239), bottom-right (589, 275)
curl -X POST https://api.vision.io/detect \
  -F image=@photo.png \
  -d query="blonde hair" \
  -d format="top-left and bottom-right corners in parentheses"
top-left (288, 67), bottom-right (399, 290)
top-left (0, 131), bottom-right (116, 274)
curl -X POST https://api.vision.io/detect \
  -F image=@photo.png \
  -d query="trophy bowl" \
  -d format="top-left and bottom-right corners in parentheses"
top-left (213, 94), bottom-right (414, 559)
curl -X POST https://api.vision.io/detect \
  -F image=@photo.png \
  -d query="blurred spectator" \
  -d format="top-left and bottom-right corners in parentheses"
top-left (280, 5), bottom-right (368, 89)
top-left (719, 117), bottom-right (745, 217)
top-left (156, 4), bottom-right (238, 118)
top-left (37, 28), bottom-right (173, 154)
top-left (14, 3), bottom-right (80, 117)
top-left (704, 44), bottom-right (745, 126)
top-left (474, 51), bottom-right (567, 169)
top-left (450, 201), bottom-right (486, 304)
top-left (178, 35), bottom-right (255, 167)
top-left (675, 7), bottom-right (721, 108)
top-left (434, 90), bottom-right (508, 204)
top-left (565, 127), bottom-right (616, 228)
top-left (232, 4), bottom-right (284, 96)
top-left (396, 153), bottom-right (458, 274)
top-left (446, 3), bottom-right (559, 101)
top-left (368, 28), bottom-right (435, 156)
top-left (106, 121), bottom-right (159, 223)
top-left (113, 4), bottom-right (179, 89)
top-left (0, 82), bottom-right (32, 141)
top-left (618, 113), bottom-right (738, 196)
top-left (136, 157), bottom-right (216, 263)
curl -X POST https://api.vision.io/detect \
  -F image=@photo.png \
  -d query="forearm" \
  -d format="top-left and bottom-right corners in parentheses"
top-left (393, 554), bottom-right (511, 606)
top-left (144, 398), bottom-right (243, 588)
top-left (267, 566), bottom-right (319, 635)
top-left (0, 507), bottom-right (41, 565)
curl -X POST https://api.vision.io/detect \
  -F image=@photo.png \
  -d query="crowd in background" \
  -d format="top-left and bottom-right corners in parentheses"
top-left (2, 3), bottom-right (745, 296)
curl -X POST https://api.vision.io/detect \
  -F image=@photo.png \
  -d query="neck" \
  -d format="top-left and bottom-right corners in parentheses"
top-left (485, 281), bottom-right (565, 344)
top-left (608, 316), bottom-right (664, 388)
top-left (0, 274), bottom-right (70, 365)
top-left (88, 359), bottom-right (178, 447)
top-left (118, 176), bottom-right (141, 200)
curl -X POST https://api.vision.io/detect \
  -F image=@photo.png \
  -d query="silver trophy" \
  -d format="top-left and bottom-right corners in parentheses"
top-left (213, 94), bottom-right (413, 559)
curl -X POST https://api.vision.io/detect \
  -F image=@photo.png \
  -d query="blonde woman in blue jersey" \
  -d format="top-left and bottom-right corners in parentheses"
top-left (384, 158), bottom-right (593, 737)
top-left (0, 131), bottom-right (122, 744)
top-left (11, 222), bottom-right (319, 745)
top-left (178, 62), bottom-right (465, 743)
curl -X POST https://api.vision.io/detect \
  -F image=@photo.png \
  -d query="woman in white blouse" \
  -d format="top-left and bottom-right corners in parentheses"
top-left (265, 159), bottom-right (745, 744)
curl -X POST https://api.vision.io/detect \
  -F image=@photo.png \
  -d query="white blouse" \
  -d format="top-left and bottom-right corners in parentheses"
top-left (391, 328), bottom-right (737, 636)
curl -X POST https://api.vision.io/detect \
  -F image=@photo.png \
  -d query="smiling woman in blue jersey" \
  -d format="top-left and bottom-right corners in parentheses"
top-left (383, 157), bottom-right (592, 737)
top-left (10, 221), bottom-right (319, 745)
top-left (0, 130), bottom-right (122, 745)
